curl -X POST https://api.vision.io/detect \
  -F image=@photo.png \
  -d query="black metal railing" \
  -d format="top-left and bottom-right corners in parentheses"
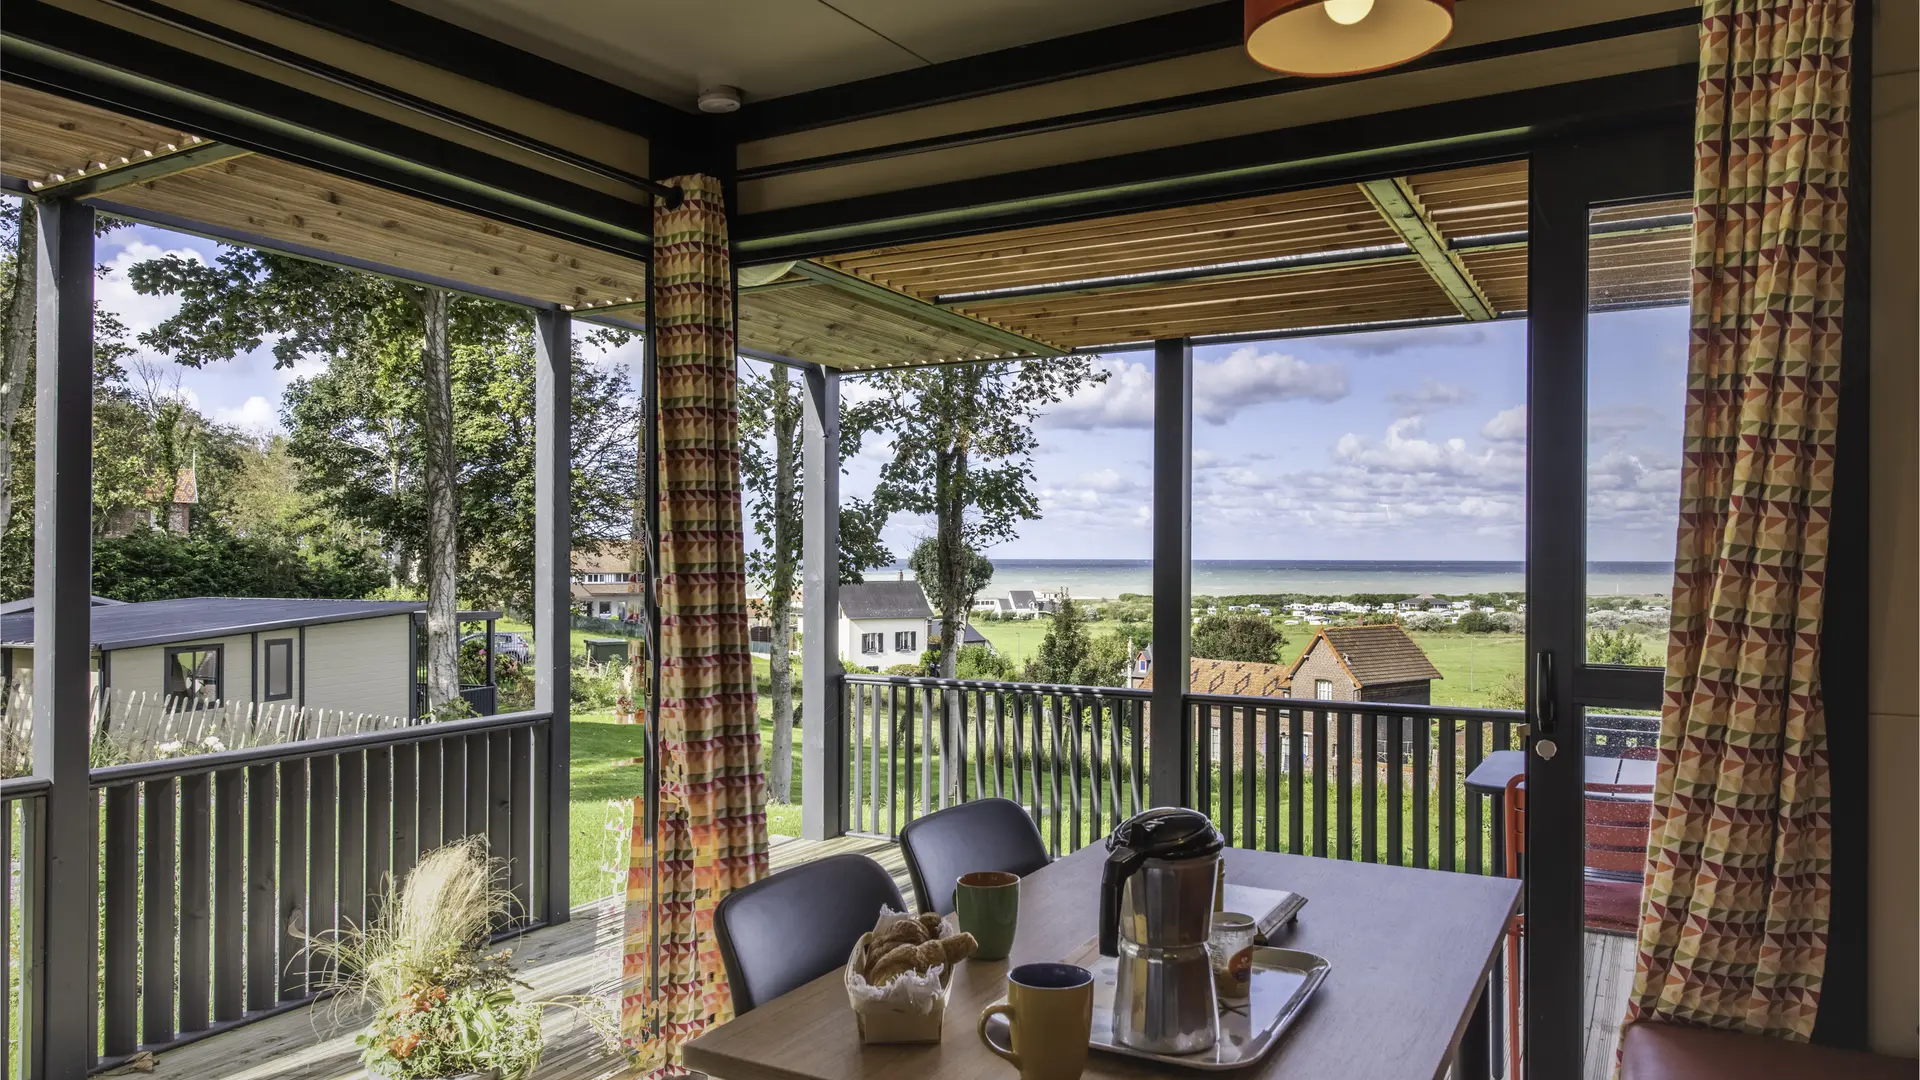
top-left (1185, 694), bottom-right (1528, 876)
top-left (841, 675), bottom-right (1150, 856)
top-left (3, 777), bottom-right (49, 1079)
top-left (4, 711), bottom-right (555, 1074)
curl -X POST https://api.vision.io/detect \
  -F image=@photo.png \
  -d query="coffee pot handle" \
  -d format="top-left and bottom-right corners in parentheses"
top-left (1099, 844), bottom-right (1142, 957)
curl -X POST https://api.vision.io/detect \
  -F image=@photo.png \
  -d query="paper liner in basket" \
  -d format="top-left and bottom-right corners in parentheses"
top-left (845, 907), bottom-right (959, 1044)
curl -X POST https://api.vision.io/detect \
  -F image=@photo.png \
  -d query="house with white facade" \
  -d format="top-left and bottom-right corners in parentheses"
top-left (571, 541), bottom-right (645, 620)
top-left (839, 581), bottom-right (932, 670)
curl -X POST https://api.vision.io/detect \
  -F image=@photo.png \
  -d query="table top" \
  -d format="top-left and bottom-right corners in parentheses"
top-left (1464, 749), bottom-right (1655, 794)
top-left (682, 844), bottom-right (1520, 1080)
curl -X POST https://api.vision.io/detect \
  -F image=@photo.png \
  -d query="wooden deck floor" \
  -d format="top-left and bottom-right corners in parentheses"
top-left (147, 834), bottom-right (1631, 1080)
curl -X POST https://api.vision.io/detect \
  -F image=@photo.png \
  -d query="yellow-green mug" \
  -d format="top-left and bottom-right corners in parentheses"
top-left (978, 963), bottom-right (1093, 1080)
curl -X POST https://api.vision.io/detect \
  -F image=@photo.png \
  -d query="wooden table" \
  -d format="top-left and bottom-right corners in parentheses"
top-left (684, 845), bottom-right (1520, 1080)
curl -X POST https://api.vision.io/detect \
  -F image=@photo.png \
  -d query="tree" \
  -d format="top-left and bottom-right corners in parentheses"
top-left (1026, 598), bottom-right (1092, 685)
top-left (0, 200), bottom-right (35, 550)
top-left (1190, 613), bottom-right (1286, 664)
top-left (907, 537), bottom-right (992, 622)
top-left (1456, 610), bottom-right (1501, 634)
top-left (93, 528), bottom-right (385, 601)
top-left (954, 642), bottom-right (1015, 681)
top-left (1587, 627), bottom-right (1653, 667)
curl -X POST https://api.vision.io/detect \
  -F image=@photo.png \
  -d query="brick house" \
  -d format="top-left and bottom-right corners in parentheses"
top-left (1281, 624), bottom-right (1442, 705)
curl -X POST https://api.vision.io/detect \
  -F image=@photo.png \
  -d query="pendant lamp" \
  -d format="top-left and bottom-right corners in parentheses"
top-left (1244, 0), bottom-right (1455, 77)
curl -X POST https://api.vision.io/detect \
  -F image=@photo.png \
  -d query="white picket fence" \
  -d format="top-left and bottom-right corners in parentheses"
top-left (0, 678), bottom-right (413, 774)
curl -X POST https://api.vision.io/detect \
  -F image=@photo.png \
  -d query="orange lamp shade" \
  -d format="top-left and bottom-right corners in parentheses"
top-left (1244, 0), bottom-right (1455, 77)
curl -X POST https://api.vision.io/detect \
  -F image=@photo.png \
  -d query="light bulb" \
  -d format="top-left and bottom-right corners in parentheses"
top-left (1323, 0), bottom-right (1375, 25)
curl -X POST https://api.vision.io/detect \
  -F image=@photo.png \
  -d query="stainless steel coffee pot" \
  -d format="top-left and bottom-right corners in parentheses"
top-left (1098, 807), bottom-right (1224, 1055)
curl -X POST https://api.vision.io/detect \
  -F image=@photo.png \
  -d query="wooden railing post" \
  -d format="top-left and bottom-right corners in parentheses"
top-left (1149, 337), bottom-right (1192, 810)
top-left (31, 198), bottom-right (97, 1078)
top-left (532, 307), bottom-right (571, 922)
top-left (800, 365), bottom-right (846, 840)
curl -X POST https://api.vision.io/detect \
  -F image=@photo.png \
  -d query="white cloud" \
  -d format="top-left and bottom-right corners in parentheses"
top-left (97, 239), bottom-right (203, 336)
top-left (1317, 324), bottom-right (1488, 357)
top-left (215, 395), bottom-right (279, 432)
top-left (1038, 347), bottom-right (1347, 431)
top-left (1481, 405), bottom-right (1527, 442)
top-left (1387, 378), bottom-right (1471, 412)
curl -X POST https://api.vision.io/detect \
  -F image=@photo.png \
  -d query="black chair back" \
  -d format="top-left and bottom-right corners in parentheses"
top-left (898, 797), bottom-right (1051, 915)
top-left (714, 853), bottom-right (905, 1014)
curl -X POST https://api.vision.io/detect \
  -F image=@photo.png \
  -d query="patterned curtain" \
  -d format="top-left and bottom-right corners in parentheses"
top-left (623, 174), bottom-right (768, 1074)
top-left (1626, 0), bottom-right (1852, 1042)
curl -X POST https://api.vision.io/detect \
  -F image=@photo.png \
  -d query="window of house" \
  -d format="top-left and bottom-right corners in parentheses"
top-left (166, 645), bottom-right (223, 704)
top-left (861, 633), bottom-right (883, 654)
top-left (1314, 678), bottom-right (1334, 700)
top-left (263, 638), bottom-right (294, 701)
top-left (599, 602), bottom-right (613, 615)
top-left (895, 631), bottom-right (918, 653)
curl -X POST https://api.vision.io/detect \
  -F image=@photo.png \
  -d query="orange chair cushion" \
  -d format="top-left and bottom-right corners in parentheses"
top-left (1619, 1020), bottom-right (1914, 1080)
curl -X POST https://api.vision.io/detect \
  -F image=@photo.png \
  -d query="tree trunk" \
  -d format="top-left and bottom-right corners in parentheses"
top-left (0, 201), bottom-right (36, 544)
top-left (765, 367), bottom-right (800, 803)
top-left (934, 380), bottom-right (969, 800)
top-left (416, 289), bottom-right (461, 713)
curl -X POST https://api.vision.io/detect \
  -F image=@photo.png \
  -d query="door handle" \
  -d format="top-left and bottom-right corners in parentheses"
top-left (1533, 650), bottom-right (1558, 759)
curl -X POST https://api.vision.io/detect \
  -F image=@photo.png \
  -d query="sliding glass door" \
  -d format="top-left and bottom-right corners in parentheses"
top-left (1524, 125), bottom-right (1693, 1078)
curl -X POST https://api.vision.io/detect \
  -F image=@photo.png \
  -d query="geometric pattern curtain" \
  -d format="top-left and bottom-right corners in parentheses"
top-left (622, 173), bottom-right (769, 1075)
top-left (1626, 0), bottom-right (1853, 1042)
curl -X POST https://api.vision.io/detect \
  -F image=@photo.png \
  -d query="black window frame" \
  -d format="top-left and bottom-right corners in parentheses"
top-left (164, 644), bottom-right (224, 704)
top-left (262, 637), bottom-right (295, 701)
top-left (894, 630), bottom-right (917, 653)
top-left (860, 633), bottom-right (883, 655)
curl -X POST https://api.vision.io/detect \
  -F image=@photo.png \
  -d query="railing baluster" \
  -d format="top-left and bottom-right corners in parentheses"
top-left (1263, 706), bottom-right (1280, 852)
top-left (366, 746), bottom-right (392, 925)
top-left (1287, 708), bottom-right (1303, 854)
top-left (1413, 716), bottom-right (1430, 869)
top-left (917, 685), bottom-right (931, 821)
top-left (466, 735), bottom-right (489, 853)
top-left (1196, 701), bottom-right (1213, 820)
top-left (179, 772), bottom-right (211, 1034)
top-left (890, 685), bottom-right (902, 837)
top-left (1065, 695), bottom-right (1084, 853)
top-left (510, 727), bottom-right (534, 920)
top-left (992, 691), bottom-right (1007, 800)
top-left (417, 737), bottom-right (443, 852)
top-left (1108, 699), bottom-right (1125, 832)
top-left (1464, 718), bottom-right (1485, 875)
top-left (339, 751), bottom-right (366, 947)
top-left (1336, 712), bottom-right (1352, 860)
top-left (489, 731), bottom-right (512, 869)
top-left (392, 743), bottom-right (417, 886)
top-left (1242, 705), bottom-right (1257, 850)
top-left (1217, 704), bottom-right (1234, 844)
top-left (245, 764), bottom-right (277, 1013)
top-left (1311, 709), bottom-right (1329, 858)
top-left (1361, 713), bottom-right (1378, 864)
top-left (1387, 716), bottom-right (1404, 866)
top-left (974, 689), bottom-right (989, 802)
top-left (309, 755), bottom-right (337, 988)
top-left (102, 786), bottom-right (138, 1057)
top-left (529, 725), bottom-right (551, 925)
top-left (1024, 693), bottom-right (1042, 831)
top-left (441, 734), bottom-right (466, 841)
top-left (278, 758), bottom-right (308, 1002)
top-left (141, 778), bottom-right (177, 1047)
top-left (1046, 693), bottom-right (1063, 856)
top-left (1088, 694), bottom-right (1105, 837)
top-left (1438, 717), bottom-right (1457, 873)
top-left (1129, 698), bottom-right (1143, 817)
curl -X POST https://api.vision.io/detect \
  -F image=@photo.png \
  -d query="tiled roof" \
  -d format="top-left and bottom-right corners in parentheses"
top-left (1142, 657), bottom-right (1291, 698)
top-left (839, 581), bottom-right (932, 620)
top-left (572, 541), bottom-right (636, 574)
top-left (1303, 624), bottom-right (1443, 687)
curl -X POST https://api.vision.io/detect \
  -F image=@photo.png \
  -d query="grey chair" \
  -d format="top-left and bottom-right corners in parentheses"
top-left (714, 853), bottom-right (905, 1014)
top-left (898, 798), bottom-right (1051, 916)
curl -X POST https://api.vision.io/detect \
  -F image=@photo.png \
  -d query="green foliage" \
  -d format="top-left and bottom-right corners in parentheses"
top-left (568, 660), bottom-right (621, 711)
top-left (882, 663), bottom-right (923, 677)
top-left (1484, 674), bottom-right (1527, 711)
top-left (1587, 626), bottom-right (1654, 667)
top-left (1190, 612), bottom-right (1286, 664)
top-left (907, 537), bottom-right (993, 617)
top-left (91, 528), bottom-right (386, 602)
top-left (1456, 610), bottom-right (1502, 634)
top-left (954, 642), bottom-right (1016, 681)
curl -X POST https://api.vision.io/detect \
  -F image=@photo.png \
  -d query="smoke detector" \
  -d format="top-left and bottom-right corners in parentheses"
top-left (697, 86), bottom-right (742, 114)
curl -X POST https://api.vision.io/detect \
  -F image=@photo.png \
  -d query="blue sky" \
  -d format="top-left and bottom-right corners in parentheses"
top-left (99, 224), bottom-right (1687, 565)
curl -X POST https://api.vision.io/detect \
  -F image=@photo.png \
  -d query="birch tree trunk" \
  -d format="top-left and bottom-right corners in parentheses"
top-left (765, 367), bottom-right (800, 803)
top-left (0, 201), bottom-right (36, 543)
top-left (417, 288), bottom-right (461, 714)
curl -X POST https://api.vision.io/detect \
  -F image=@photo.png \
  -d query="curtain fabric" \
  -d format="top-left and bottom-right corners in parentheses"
top-left (1626, 0), bottom-right (1852, 1042)
top-left (623, 174), bottom-right (768, 1075)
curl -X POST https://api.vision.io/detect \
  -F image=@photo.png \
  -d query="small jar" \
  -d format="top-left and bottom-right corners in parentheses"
top-left (1208, 912), bottom-right (1256, 1000)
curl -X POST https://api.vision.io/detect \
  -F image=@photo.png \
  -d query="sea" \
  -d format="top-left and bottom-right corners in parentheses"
top-left (873, 559), bottom-right (1675, 600)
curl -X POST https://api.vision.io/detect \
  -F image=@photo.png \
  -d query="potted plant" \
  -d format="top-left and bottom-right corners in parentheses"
top-left (309, 837), bottom-right (613, 1080)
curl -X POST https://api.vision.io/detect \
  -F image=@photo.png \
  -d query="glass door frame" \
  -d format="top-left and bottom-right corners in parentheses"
top-left (1523, 122), bottom-right (1693, 1078)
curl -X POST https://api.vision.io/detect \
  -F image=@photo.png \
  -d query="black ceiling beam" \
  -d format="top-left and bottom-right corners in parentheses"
top-left (734, 64), bottom-right (1699, 263)
top-left (730, 1), bottom-right (1244, 143)
top-left (232, 0), bottom-right (703, 150)
top-left (737, 7), bottom-right (1701, 182)
top-left (0, 1), bottom-right (654, 259)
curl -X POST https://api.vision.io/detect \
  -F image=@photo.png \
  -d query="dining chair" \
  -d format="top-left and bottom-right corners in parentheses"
top-left (714, 853), bottom-right (905, 1014)
top-left (898, 797), bottom-right (1051, 915)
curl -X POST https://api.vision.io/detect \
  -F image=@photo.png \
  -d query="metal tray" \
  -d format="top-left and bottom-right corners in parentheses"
top-left (982, 946), bottom-right (1330, 1071)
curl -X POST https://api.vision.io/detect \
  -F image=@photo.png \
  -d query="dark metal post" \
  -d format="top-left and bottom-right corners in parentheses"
top-left (1150, 337), bottom-right (1192, 810)
top-left (532, 307), bottom-right (572, 922)
top-left (800, 365), bottom-right (846, 840)
top-left (31, 198), bottom-right (95, 1079)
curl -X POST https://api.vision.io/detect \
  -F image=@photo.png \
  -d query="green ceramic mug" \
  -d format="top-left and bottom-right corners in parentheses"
top-left (954, 870), bottom-right (1020, 961)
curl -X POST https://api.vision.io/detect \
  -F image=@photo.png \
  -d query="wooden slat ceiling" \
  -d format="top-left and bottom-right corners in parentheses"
top-left (757, 159), bottom-right (1693, 361)
top-left (740, 282), bottom-right (1030, 369)
top-left (0, 85), bottom-right (649, 310)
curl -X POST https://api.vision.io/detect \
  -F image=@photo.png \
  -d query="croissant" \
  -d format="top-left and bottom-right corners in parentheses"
top-left (869, 919), bottom-right (930, 954)
top-left (864, 942), bottom-right (926, 987)
top-left (916, 912), bottom-right (945, 937)
top-left (867, 933), bottom-right (979, 986)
